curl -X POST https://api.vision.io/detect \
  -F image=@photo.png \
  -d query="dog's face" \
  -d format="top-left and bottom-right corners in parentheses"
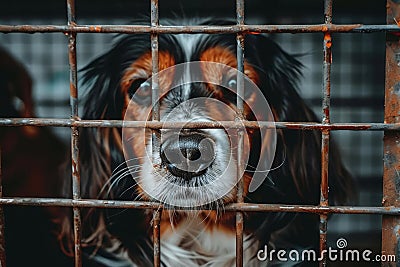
top-left (79, 26), bottom-right (344, 208)
top-left (119, 44), bottom-right (276, 207)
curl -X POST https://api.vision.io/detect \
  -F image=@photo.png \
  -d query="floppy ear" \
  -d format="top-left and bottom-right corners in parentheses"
top-left (59, 35), bottom-right (153, 256)
top-left (245, 34), bottom-right (353, 206)
top-left (68, 34), bottom-right (152, 199)
top-left (243, 34), bottom-right (354, 252)
top-left (78, 49), bottom-right (126, 200)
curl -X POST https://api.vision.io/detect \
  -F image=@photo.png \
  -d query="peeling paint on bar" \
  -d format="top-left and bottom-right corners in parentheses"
top-left (152, 209), bottom-right (161, 267)
top-left (382, 0), bottom-right (400, 262)
top-left (150, 1), bottom-right (161, 266)
top-left (1, 24), bottom-right (400, 34)
top-left (66, 1), bottom-right (82, 266)
top-left (1, 118), bottom-right (400, 131)
top-left (0, 197), bottom-right (399, 214)
top-left (235, 1), bottom-right (245, 266)
top-left (319, 1), bottom-right (332, 266)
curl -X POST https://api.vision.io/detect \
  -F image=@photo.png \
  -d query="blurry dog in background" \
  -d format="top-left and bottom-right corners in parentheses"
top-left (59, 19), bottom-right (353, 266)
top-left (0, 47), bottom-right (69, 266)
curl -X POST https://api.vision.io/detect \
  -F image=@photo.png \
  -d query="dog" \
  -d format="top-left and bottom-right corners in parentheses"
top-left (0, 47), bottom-right (70, 267)
top-left (59, 18), bottom-right (353, 266)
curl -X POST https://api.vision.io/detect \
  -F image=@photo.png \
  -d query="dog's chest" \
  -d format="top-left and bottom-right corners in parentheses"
top-left (160, 218), bottom-right (259, 267)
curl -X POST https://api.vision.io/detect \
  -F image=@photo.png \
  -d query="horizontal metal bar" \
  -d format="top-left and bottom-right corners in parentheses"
top-left (0, 118), bottom-right (399, 131)
top-left (0, 24), bottom-right (399, 34)
top-left (0, 197), bottom-right (398, 215)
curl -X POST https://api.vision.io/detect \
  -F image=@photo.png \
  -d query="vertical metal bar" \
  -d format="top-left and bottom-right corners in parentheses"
top-left (322, 0), bottom-right (332, 125)
top-left (235, 130), bottom-right (244, 267)
top-left (67, 1), bottom-right (82, 267)
top-left (0, 149), bottom-right (6, 267)
top-left (382, 0), bottom-right (400, 262)
top-left (151, 0), bottom-right (160, 122)
top-left (320, 0), bottom-right (332, 266)
top-left (236, 0), bottom-right (245, 266)
top-left (319, 132), bottom-right (329, 267)
top-left (150, 1), bottom-right (161, 267)
top-left (324, 0), bottom-right (333, 25)
top-left (153, 210), bottom-right (161, 267)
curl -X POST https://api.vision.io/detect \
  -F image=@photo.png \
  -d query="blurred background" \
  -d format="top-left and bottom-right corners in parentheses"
top-left (0, 0), bottom-right (386, 265)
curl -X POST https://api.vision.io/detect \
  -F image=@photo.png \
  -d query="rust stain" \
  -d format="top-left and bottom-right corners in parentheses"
top-left (324, 32), bottom-right (332, 48)
top-left (382, 0), bottom-right (400, 260)
top-left (69, 85), bottom-right (77, 99)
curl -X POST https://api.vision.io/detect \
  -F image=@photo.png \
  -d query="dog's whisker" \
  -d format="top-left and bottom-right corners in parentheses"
top-left (111, 157), bottom-right (145, 175)
top-left (99, 165), bottom-right (140, 194)
top-left (105, 208), bottom-right (130, 220)
top-left (244, 148), bottom-right (287, 173)
top-left (105, 167), bottom-right (140, 193)
top-left (116, 185), bottom-right (137, 198)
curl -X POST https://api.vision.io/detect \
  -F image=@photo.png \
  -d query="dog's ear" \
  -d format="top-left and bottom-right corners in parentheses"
top-left (75, 35), bottom-right (152, 199)
top-left (60, 36), bottom-right (153, 256)
top-left (245, 34), bottom-right (353, 206)
top-left (243, 35), bottom-right (353, 250)
top-left (81, 40), bottom-right (132, 121)
top-left (78, 48), bottom-right (125, 200)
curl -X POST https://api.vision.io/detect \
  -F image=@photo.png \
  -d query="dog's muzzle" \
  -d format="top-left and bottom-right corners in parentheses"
top-left (160, 132), bottom-right (216, 181)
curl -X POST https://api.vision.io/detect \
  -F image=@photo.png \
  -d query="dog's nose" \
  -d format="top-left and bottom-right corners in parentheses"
top-left (160, 133), bottom-right (215, 180)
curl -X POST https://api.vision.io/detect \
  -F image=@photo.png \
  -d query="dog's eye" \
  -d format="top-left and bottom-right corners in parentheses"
top-left (227, 79), bottom-right (237, 89)
top-left (128, 79), bottom-right (152, 103)
top-left (225, 77), bottom-right (252, 100)
top-left (136, 81), bottom-right (151, 97)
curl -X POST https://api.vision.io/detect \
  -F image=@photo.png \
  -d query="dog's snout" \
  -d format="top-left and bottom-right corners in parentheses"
top-left (179, 134), bottom-right (215, 162)
top-left (160, 133), bottom-right (215, 180)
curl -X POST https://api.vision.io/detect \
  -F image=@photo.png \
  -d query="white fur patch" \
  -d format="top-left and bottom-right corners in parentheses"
top-left (159, 217), bottom-right (262, 267)
top-left (91, 216), bottom-right (267, 266)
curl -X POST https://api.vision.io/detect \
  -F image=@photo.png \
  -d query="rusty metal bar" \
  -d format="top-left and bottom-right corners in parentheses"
top-left (235, 130), bottom-right (244, 267)
top-left (1, 24), bottom-right (400, 34)
top-left (67, 1), bottom-right (82, 267)
top-left (1, 118), bottom-right (399, 131)
top-left (0, 149), bottom-right (6, 267)
top-left (0, 197), bottom-right (399, 214)
top-left (151, 0), bottom-right (160, 122)
top-left (382, 0), bottom-right (400, 263)
top-left (319, 131), bottom-right (330, 267)
top-left (319, 0), bottom-right (332, 266)
top-left (235, 1), bottom-right (245, 266)
top-left (150, 1), bottom-right (161, 266)
top-left (153, 210), bottom-right (161, 267)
